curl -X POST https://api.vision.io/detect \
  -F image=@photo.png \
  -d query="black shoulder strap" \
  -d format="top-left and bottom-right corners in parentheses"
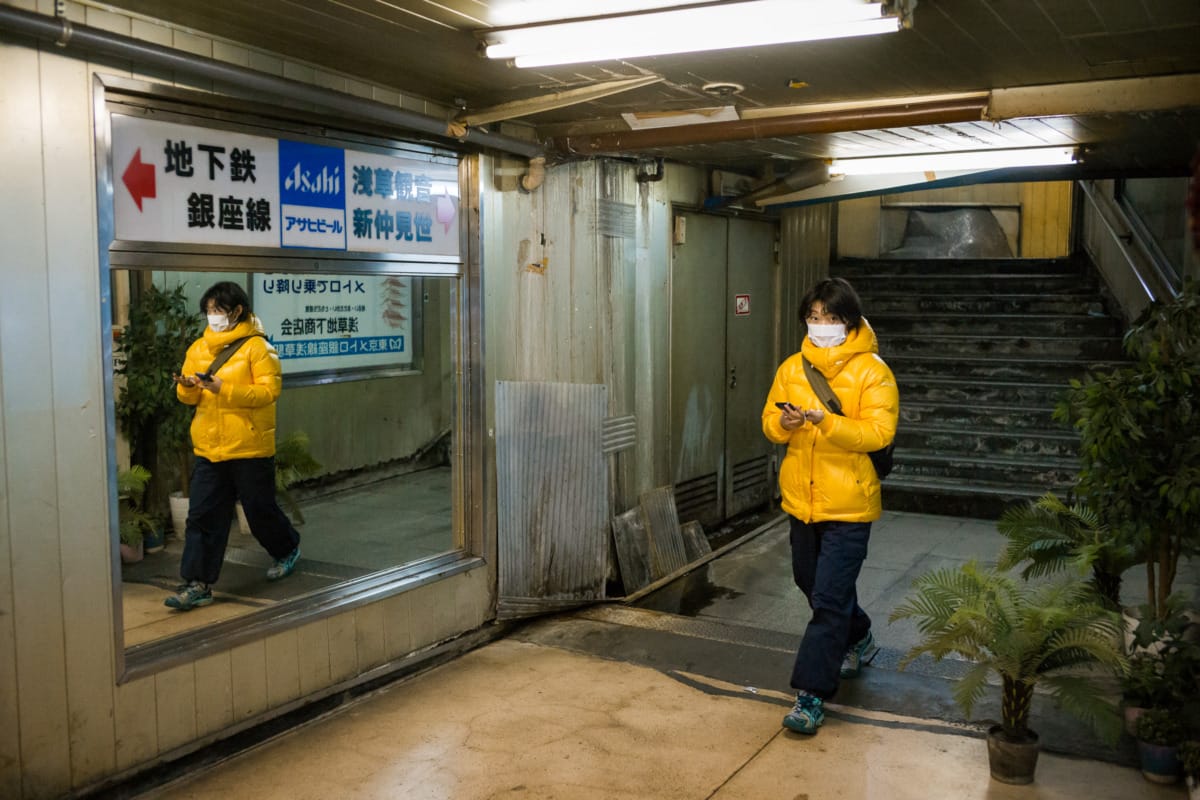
top-left (204, 334), bottom-right (265, 376)
top-left (802, 357), bottom-right (845, 417)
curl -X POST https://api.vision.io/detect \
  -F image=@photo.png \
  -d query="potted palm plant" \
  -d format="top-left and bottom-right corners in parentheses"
top-left (117, 465), bottom-right (157, 564)
top-left (890, 562), bottom-right (1128, 785)
top-left (114, 283), bottom-right (203, 536)
top-left (997, 492), bottom-right (1137, 611)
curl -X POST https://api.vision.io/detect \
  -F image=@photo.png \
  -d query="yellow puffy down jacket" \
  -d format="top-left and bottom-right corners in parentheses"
top-left (761, 319), bottom-right (899, 524)
top-left (177, 315), bottom-right (282, 462)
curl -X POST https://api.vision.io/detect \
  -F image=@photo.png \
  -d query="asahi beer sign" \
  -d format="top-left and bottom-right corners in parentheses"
top-left (111, 115), bottom-right (459, 257)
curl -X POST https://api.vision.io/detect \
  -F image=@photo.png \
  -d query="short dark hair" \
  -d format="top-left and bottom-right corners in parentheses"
top-left (800, 277), bottom-right (863, 331)
top-left (200, 281), bottom-right (251, 323)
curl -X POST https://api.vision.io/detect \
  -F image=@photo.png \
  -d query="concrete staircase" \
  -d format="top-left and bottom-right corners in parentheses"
top-left (833, 257), bottom-right (1125, 519)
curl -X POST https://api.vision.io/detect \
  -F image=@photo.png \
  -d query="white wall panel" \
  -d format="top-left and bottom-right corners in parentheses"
top-left (296, 620), bottom-right (333, 697)
top-left (380, 592), bottom-right (414, 662)
top-left (193, 652), bottom-right (235, 739)
top-left (327, 614), bottom-right (359, 685)
top-left (230, 641), bottom-right (269, 724)
top-left (264, 630), bottom-right (302, 709)
top-left (0, 32), bottom-right (30, 800)
top-left (42, 37), bottom-right (120, 791)
top-left (353, 604), bottom-right (387, 674)
top-left (0, 33), bottom-right (72, 800)
top-left (154, 664), bottom-right (198, 755)
top-left (113, 676), bottom-right (156, 773)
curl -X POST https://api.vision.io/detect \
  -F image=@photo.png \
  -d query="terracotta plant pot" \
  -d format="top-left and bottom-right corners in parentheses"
top-left (1124, 704), bottom-right (1148, 738)
top-left (987, 725), bottom-right (1039, 785)
top-left (119, 540), bottom-right (143, 564)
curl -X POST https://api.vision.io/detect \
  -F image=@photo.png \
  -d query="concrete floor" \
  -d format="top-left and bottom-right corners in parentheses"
top-left (137, 637), bottom-right (1179, 800)
top-left (127, 510), bottom-right (1195, 799)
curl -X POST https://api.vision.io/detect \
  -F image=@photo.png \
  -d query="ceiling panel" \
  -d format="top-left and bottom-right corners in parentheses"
top-left (69, 0), bottom-right (1200, 177)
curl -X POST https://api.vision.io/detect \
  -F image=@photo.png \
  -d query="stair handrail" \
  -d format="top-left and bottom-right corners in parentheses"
top-left (1077, 179), bottom-right (1179, 323)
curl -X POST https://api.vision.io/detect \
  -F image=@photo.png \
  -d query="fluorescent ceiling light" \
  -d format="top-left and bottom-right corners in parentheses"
top-left (483, 0), bottom-right (904, 68)
top-left (828, 147), bottom-right (1078, 176)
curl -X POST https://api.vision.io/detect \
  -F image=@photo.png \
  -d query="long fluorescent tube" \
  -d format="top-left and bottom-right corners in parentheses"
top-left (483, 0), bottom-right (903, 68)
top-left (828, 147), bottom-right (1078, 176)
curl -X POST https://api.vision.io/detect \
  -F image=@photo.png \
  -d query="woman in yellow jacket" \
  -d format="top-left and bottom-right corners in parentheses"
top-left (762, 277), bottom-right (898, 734)
top-left (164, 282), bottom-right (301, 611)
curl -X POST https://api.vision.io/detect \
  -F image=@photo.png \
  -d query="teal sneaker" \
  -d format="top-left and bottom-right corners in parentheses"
top-left (783, 692), bottom-right (824, 734)
top-left (840, 630), bottom-right (880, 679)
top-left (164, 581), bottom-right (213, 611)
top-left (266, 547), bottom-right (300, 581)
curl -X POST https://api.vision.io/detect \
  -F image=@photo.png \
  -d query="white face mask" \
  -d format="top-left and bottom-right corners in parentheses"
top-left (808, 322), bottom-right (847, 348)
top-left (207, 313), bottom-right (232, 333)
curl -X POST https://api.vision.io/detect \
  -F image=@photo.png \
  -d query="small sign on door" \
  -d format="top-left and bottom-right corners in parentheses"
top-left (734, 294), bottom-right (751, 316)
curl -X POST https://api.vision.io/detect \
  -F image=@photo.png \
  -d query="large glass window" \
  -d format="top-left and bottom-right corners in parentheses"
top-left (111, 269), bottom-right (460, 647)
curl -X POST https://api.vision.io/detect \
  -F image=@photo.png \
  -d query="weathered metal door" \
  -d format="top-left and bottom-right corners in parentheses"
top-left (670, 211), bottom-right (777, 527)
top-left (670, 211), bottom-right (728, 527)
top-left (724, 217), bottom-right (777, 517)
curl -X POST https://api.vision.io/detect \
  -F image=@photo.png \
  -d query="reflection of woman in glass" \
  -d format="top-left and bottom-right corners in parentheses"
top-left (165, 282), bottom-right (301, 611)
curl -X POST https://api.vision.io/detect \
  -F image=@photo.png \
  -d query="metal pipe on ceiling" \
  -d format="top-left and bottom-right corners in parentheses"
top-left (0, 3), bottom-right (545, 160)
top-left (555, 97), bottom-right (989, 155)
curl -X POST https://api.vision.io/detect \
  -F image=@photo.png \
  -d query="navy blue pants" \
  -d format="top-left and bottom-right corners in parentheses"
top-left (179, 456), bottom-right (301, 586)
top-left (788, 517), bottom-right (873, 699)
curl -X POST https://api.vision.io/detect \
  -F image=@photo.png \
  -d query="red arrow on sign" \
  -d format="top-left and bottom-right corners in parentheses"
top-left (122, 148), bottom-right (156, 211)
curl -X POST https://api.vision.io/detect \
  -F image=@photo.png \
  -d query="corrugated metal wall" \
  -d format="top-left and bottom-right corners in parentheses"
top-left (779, 205), bottom-right (834, 361)
top-left (481, 159), bottom-right (681, 519)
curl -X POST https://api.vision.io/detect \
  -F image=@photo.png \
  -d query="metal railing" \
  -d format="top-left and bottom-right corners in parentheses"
top-left (1077, 180), bottom-right (1180, 323)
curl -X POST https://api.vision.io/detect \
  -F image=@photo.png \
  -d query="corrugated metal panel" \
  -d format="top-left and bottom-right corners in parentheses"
top-left (639, 486), bottom-right (688, 578)
top-left (496, 381), bottom-right (609, 618)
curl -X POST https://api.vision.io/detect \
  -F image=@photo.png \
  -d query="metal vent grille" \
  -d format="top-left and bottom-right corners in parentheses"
top-left (598, 199), bottom-right (635, 239)
top-left (673, 472), bottom-right (719, 524)
top-left (601, 414), bottom-right (636, 454)
top-left (732, 454), bottom-right (770, 494)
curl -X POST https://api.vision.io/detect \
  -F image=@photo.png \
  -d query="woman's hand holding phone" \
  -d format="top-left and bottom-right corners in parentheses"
top-left (172, 373), bottom-right (198, 388)
top-left (776, 400), bottom-right (806, 431)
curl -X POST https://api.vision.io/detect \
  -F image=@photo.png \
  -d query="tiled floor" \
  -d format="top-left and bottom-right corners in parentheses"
top-left (130, 509), bottom-right (1196, 799)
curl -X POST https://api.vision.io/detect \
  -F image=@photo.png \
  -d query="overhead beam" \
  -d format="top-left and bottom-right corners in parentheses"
top-left (555, 97), bottom-right (989, 155)
top-left (987, 74), bottom-right (1200, 120)
top-left (454, 75), bottom-right (664, 128)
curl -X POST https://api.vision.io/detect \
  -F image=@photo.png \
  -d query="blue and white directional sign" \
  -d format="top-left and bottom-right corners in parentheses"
top-left (111, 115), bottom-right (459, 258)
top-left (253, 273), bottom-right (413, 373)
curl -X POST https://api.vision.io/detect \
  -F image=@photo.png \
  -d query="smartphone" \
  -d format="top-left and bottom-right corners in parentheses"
top-left (195, 371), bottom-right (212, 381)
top-left (775, 401), bottom-right (794, 411)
